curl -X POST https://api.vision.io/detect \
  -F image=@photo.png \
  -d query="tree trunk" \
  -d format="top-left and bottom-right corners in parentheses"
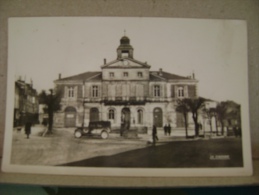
top-left (48, 112), bottom-right (53, 133)
top-left (219, 120), bottom-right (224, 136)
top-left (184, 113), bottom-right (188, 138)
top-left (209, 118), bottom-right (212, 136)
top-left (192, 112), bottom-right (199, 137)
top-left (215, 116), bottom-right (218, 136)
top-left (221, 122), bottom-right (224, 135)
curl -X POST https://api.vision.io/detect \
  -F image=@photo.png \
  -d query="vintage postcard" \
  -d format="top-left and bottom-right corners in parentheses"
top-left (2, 17), bottom-right (252, 177)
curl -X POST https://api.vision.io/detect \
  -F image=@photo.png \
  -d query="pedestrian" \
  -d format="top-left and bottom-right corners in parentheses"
top-left (168, 123), bottom-right (171, 136)
top-left (25, 121), bottom-right (32, 139)
top-left (199, 122), bottom-right (203, 130)
top-left (152, 125), bottom-right (158, 145)
top-left (163, 124), bottom-right (168, 135)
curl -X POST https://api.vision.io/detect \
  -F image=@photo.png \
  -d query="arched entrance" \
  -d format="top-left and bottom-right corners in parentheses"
top-left (90, 107), bottom-right (99, 122)
top-left (176, 112), bottom-right (188, 128)
top-left (65, 107), bottom-right (77, 127)
top-left (121, 107), bottom-right (131, 130)
top-left (153, 107), bottom-right (163, 127)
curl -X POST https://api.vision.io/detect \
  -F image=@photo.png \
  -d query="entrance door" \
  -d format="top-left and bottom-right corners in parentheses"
top-left (153, 107), bottom-right (163, 127)
top-left (65, 107), bottom-right (76, 127)
top-left (121, 107), bottom-right (131, 129)
top-left (90, 108), bottom-right (99, 122)
top-left (176, 112), bottom-right (187, 128)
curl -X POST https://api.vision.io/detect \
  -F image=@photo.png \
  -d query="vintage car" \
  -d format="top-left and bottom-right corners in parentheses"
top-left (74, 121), bottom-right (111, 139)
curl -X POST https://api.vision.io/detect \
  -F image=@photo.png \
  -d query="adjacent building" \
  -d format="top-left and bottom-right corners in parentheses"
top-left (53, 36), bottom-right (198, 130)
top-left (14, 79), bottom-right (39, 127)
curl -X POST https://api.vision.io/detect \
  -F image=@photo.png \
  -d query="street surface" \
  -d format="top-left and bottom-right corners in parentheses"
top-left (10, 125), bottom-right (243, 167)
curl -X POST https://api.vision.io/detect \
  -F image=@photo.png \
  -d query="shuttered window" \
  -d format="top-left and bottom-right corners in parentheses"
top-left (171, 85), bottom-right (175, 97)
top-left (92, 85), bottom-right (99, 97)
top-left (154, 85), bottom-right (161, 97)
top-left (177, 87), bottom-right (184, 97)
top-left (188, 85), bottom-right (196, 97)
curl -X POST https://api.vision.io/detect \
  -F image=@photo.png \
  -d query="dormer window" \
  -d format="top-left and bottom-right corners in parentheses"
top-left (137, 72), bottom-right (143, 78)
top-left (109, 72), bottom-right (114, 78)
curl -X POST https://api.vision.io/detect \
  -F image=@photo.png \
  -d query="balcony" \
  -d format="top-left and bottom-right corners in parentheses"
top-left (102, 96), bottom-right (146, 105)
top-left (83, 97), bottom-right (102, 103)
top-left (82, 96), bottom-right (170, 104)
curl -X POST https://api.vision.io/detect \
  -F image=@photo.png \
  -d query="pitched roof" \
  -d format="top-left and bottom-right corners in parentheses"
top-left (150, 71), bottom-right (193, 81)
top-left (55, 70), bottom-right (195, 83)
top-left (55, 71), bottom-right (102, 82)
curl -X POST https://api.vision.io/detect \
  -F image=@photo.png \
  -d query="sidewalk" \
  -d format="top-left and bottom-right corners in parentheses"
top-left (13, 124), bottom-right (46, 137)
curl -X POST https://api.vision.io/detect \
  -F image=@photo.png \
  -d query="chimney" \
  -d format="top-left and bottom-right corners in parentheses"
top-left (104, 58), bottom-right (106, 64)
top-left (59, 73), bottom-right (61, 80)
top-left (192, 72), bottom-right (195, 79)
top-left (159, 68), bottom-right (163, 76)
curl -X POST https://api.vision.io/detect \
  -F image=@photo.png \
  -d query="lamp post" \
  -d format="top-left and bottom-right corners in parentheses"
top-left (82, 80), bottom-right (86, 127)
top-left (82, 101), bottom-right (86, 127)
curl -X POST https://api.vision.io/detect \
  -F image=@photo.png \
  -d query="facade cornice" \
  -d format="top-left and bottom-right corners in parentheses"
top-left (167, 79), bottom-right (199, 84)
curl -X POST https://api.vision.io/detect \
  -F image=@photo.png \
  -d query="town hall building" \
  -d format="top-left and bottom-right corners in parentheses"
top-left (53, 36), bottom-right (198, 131)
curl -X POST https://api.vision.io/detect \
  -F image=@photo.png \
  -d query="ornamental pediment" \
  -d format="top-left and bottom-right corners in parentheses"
top-left (101, 58), bottom-right (150, 69)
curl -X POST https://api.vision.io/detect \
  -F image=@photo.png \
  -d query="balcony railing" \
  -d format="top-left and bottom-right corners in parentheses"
top-left (81, 96), bottom-right (173, 105)
top-left (102, 96), bottom-right (147, 105)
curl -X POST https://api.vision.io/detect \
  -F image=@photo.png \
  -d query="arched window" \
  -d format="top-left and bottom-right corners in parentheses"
top-left (108, 109), bottom-right (115, 120)
top-left (153, 107), bottom-right (163, 127)
top-left (137, 109), bottom-right (143, 124)
top-left (90, 107), bottom-right (99, 122)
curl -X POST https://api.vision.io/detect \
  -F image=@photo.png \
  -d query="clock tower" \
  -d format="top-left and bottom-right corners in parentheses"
top-left (117, 36), bottom-right (134, 59)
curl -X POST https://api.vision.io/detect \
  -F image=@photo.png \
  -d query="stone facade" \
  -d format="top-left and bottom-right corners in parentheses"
top-left (53, 36), bottom-right (198, 130)
top-left (14, 80), bottom-right (39, 127)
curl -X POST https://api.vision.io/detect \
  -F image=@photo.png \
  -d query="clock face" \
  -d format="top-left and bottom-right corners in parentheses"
top-left (123, 60), bottom-right (129, 65)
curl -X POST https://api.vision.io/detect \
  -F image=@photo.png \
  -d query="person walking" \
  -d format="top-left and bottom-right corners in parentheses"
top-left (152, 125), bottom-right (158, 146)
top-left (168, 123), bottom-right (171, 136)
top-left (163, 124), bottom-right (168, 135)
top-left (25, 121), bottom-right (32, 139)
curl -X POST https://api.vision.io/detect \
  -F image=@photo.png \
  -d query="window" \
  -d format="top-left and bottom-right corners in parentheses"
top-left (154, 85), bottom-right (161, 97)
top-left (137, 72), bottom-right (143, 78)
top-left (123, 72), bottom-right (128, 77)
top-left (137, 109), bottom-right (143, 124)
top-left (122, 52), bottom-right (129, 58)
top-left (178, 87), bottom-right (184, 97)
top-left (109, 72), bottom-right (114, 78)
top-left (68, 87), bottom-right (74, 97)
top-left (92, 85), bottom-right (99, 97)
top-left (108, 109), bottom-right (115, 120)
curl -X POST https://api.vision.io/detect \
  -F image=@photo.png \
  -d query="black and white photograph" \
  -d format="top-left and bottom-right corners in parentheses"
top-left (2, 17), bottom-right (252, 177)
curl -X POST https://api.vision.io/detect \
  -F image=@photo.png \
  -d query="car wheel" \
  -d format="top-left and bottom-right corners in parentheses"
top-left (74, 130), bottom-right (82, 138)
top-left (101, 131), bottom-right (109, 139)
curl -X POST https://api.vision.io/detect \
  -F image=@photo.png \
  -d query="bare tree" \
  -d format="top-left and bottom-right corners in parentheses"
top-left (215, 102), bottom-right (228, 135)
top-left (184, 97), bottom-right (206, 137)
top-left (176, 99), bottom-right (190, 138)
top-left (216, 101), bottom-right (241, 136)
top-left (202, 107), bottom-right (217, 136)
top-left (39, 89), bottom-right (62, 134)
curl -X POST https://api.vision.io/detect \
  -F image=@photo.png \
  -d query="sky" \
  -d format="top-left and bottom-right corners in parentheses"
top-left (8, 17), bottom-right (248, 104)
